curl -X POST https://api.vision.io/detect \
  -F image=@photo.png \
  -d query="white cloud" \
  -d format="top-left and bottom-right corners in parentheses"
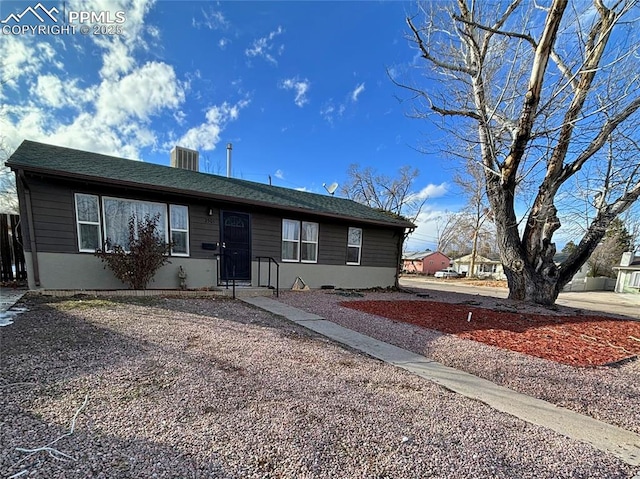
top-left (351, 82), bottom-right (365, 102)
top-left (219, 38), bottom-right (230, 49)
top-left (99, 39), bottom-right (136, 80)
top-left (245, 26), bottom-right (284, 65)
top-left (31, 74), bottom-right (93, 109)
top-left (0, 0), bottom-right (191, 162)
top-left (0, 37), bottom-right (60, 98)
top-left (175, 99), bottom-right (250, 151)
top-left (321, 82), bottom-right (366, 124)
top-left (405, 208), bottom-right (450, 252)
top-left (65, 0), bottom-right (157, 81)
top-left (95, 61), bottom-right (185, 126)
top-left (280, 77), bottom-right (310, 107)
top-left (274, 169), bottom-right (285, 179)
top-left (320, 101), bottom-right (345, 125)
top-left (193, 8), bottom-right (228, 30)
top-left (1, 0), bottom-right (247, 171)
top-left (408, 183), bottom-right (449, 202)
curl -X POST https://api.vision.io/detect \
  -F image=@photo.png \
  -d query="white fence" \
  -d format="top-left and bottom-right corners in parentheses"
top-left (562, 277), bottom-right (616, 292)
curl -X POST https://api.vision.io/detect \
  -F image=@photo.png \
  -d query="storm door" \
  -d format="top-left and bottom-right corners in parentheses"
top-left (220, 211), bottom-right (251, 281)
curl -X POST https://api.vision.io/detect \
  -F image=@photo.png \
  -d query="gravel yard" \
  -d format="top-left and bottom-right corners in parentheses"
top-left (0, 293), bottom-right (637, 478)
top-left (279, 289), bottom-right (640, 435)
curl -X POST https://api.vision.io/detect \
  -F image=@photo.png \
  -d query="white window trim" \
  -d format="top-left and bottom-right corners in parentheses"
top-left (300, 221), bottom-right (318, 264)
top-left (102, 196), bottom-right (169, 252)
top-left (631, 271), bottom-right (640, 288)
top-left (170, 204), bottom-right (190, 257)
top-left (75, 193), bottom-right (101, 253)
top-left (347, 227), bottom-right (362, 265)
top-left (282, 219), bottom-right (300, 262)
top-left (282, 219), bottom-right (319, 263)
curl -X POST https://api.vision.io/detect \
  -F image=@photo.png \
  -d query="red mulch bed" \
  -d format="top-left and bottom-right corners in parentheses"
top-left (341, 300), bottom-right (640, 367)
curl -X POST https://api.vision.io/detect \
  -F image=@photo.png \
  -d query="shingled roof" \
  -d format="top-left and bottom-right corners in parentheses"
top-left (7, 140), bottom-right (414, 228)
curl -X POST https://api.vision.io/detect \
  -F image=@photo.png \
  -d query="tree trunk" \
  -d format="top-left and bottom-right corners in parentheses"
top-left (487, 175), bottom-right (564, 306)
top-left (469, 228), bottom-right (478, 278)
top-left (504, 261), bottom-right (561, 306)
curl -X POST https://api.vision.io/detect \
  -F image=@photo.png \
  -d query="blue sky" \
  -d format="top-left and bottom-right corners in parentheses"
top-left (0, 0), bottom-right (462, 250)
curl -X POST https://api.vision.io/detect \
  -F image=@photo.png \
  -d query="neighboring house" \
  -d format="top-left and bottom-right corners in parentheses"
top-left (402, 250), bottom-right (450, 275)
top-left (614, 252), bottom-right (640, 293)
top-left (452, 253), bottom-right (506, 280)
top-left (6, 140), bottom-right (413, 291)
top-left (554, 251), bottom-right (617, 292)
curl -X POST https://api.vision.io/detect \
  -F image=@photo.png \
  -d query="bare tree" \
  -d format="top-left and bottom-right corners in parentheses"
top-left (434, 211), bottom-right (463, 253)
top-left (397, 0), bottom-right (640, 305)
top-left (454, 161), bottom-right (494, 276)
top-left (0, 137), bottom-right (18, 214)
top-left (340, 164), bottom-right (426, 222)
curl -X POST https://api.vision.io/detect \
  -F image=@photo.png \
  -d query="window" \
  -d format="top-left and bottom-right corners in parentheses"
top-left (631, 272), bottom-right (640, 288)
top-left (479, 263), bottom-right (497, 274)
top-left (103, 197), bottom-right (167, 251)
top-left (301, 221), bottom-right (318, 263)
top-left (282, 219), bottom-right (300, 261)
top-left (75, 193), bottom-right (101, 252)
top-left (75, 194), bottom-right (189, 255)
top-left (170, 205), bottom-right (189, 256)
top-left (347, 227), bottom-right (362, 265)
top-left (282, 219), bottom-right (318, 263)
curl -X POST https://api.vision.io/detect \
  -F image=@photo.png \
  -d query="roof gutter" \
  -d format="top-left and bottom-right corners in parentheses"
top-left (17, 170), bottom-right (40, 286)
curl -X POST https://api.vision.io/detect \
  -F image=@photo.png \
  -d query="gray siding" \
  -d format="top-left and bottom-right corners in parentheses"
top-left (27, 178), bottom-right (76, 253)
top-left (252, 212), bottom-right (281, 258)
top-left (19, 172), bottom-right (404, 274)
top-left (190, 205), bottom-right (220, 260)
top-left (318, 223), bottom-right (348, 265)
top-left (250, 212), bottom-right (402, 269)
top-left (361, 227), bottom-right (401, 268)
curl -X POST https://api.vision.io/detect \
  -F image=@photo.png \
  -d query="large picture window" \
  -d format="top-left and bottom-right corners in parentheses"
top-left (282, 219), bottom-right (318, 263)
top-left (75, 193), bottom-right (101, 252)
top-left (74, 194), bottom-right (189, 255)
top-left (347, 227), bottom-right (362, 265)
top-left (103, 197), bottom-right (167, 251)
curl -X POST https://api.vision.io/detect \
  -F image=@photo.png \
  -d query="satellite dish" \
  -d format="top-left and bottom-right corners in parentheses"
top-left (323, 182), bottom-right (338, 195)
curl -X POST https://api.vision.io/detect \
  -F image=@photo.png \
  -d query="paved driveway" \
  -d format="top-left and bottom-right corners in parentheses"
top-left (399, 277), bottom-right (640, 319)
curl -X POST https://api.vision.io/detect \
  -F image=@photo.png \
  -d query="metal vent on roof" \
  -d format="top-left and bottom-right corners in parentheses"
top-left (170, 146), bottom-right (199, 172)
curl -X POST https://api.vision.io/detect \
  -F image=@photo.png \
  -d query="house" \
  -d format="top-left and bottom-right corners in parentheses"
top-left (553, 251), bottom-right (614, 292)
top-left (451, 253), bottom-right (506, 280)
top-left (6, 140), bottom-right (413, 291)
top-left (402, 250), bottom-right (450, 275)
top-left (614, 252), bottom-right (640, 293)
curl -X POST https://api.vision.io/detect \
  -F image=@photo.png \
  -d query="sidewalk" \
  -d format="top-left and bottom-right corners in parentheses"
top-left (0, 288), bottom-right (28, 326)
top-left (242, 296), bottom-right (640, 468)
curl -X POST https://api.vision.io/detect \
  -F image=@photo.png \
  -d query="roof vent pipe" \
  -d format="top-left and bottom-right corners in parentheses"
top-left (226, 143), bottom-right (232, 178)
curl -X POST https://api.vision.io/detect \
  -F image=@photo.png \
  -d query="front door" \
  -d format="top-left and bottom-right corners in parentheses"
top-left (220, 211), bottom-right (251, 281)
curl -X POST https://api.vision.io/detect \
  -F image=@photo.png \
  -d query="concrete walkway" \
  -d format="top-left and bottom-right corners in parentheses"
top-left (0, 288), bottom-right (27, 313)
top-left (0, 288), bottom-right (28, 327)
top-left (242, 296), bottom-right (640, 468)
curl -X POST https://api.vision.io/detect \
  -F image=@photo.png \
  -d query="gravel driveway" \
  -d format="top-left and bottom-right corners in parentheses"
top-left (0, 293), bottom-right (637, 478)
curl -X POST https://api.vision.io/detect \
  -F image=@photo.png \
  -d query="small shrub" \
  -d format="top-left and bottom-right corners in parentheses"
top-left (95, 214), bottom-right (171, 289)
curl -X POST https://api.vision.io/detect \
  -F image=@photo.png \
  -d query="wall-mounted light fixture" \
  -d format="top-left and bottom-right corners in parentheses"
top-left (207, 207), bottom-right (213, 216)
